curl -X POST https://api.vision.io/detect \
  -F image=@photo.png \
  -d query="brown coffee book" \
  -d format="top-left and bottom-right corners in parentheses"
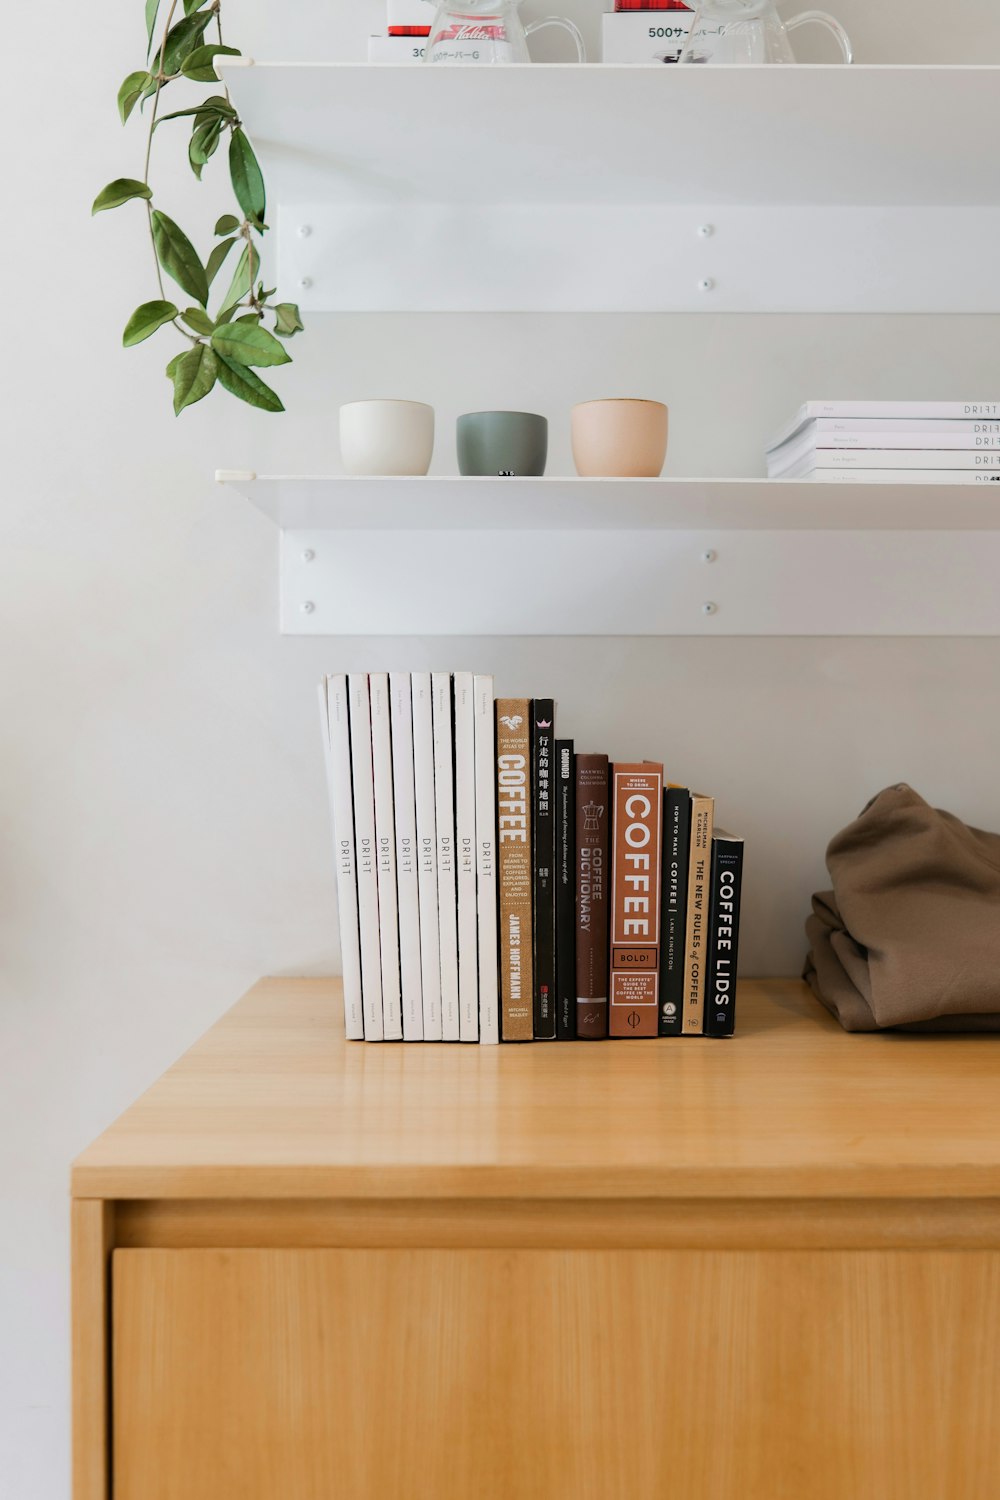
top-left (682, 793), bottom-right (715, 1035)
top-left (609, 763), bottom-right (663, 1038)
top-left (575, 753), bottom-right (610, 1039)
top-left (495, 699), bottom-right (534, 1041)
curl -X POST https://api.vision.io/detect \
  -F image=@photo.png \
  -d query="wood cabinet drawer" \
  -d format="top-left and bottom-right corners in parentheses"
top-left (113, 1246), bottom-right (1000, 1500)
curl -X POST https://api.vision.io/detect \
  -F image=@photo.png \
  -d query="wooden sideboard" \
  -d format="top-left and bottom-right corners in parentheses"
top-left (72, 976), bottom-right (1000, 1499)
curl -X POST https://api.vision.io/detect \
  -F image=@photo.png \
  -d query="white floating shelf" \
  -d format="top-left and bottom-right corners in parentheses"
top-left (217, 473), bottom-right (1000, 637)
top-left (220, 62), bottom-right (1000, 313)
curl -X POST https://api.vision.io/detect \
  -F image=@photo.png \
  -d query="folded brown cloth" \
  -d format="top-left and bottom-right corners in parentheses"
top-left (804, 784), bottom-right (1000, 1033)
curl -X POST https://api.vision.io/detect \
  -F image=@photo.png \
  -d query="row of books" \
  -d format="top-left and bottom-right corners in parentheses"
top-left (767, 400), bottom-right (1000, 483)
top-left (318, 672), bottom-right (745, 1043)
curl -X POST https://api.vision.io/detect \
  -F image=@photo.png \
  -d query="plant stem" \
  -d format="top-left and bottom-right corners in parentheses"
top-left (144, 0), bottom-right (198, 343)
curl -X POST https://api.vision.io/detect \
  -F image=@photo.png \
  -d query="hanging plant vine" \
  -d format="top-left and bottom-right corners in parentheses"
top-left (93, 0), bottom-right (303, 415)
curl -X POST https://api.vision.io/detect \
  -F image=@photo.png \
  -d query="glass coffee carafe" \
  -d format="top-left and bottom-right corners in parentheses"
top-left (423, 0), bottom-right (586, 64)
top-left (678, 0), bottom-right (852, 63)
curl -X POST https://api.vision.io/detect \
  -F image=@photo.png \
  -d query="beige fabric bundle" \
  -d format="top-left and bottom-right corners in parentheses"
top-left (804, 784), bottom-right (1000, 1033)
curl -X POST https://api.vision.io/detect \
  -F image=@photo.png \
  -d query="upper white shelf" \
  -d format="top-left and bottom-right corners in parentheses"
top-left (216, 62), bottom-right (1000, 312)
top-left (221, 63), bottom-right (1000, 208)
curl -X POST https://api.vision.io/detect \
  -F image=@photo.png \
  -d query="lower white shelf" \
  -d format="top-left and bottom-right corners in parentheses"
top-left (217, 473), bottom-right (1000, 636)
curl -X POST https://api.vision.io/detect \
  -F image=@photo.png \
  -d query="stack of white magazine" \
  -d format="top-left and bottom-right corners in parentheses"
top-left (318, 672), bottom-right (499, 1044)
top-left (766, 401), bottom-right (1000, 484)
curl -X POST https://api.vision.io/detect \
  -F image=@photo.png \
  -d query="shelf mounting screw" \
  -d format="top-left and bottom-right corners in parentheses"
top-left (299, 276), bottom-right (313, 291)
top-left (301, 600), bottom-right (316, 615)
top-left (702, 601), bottom-right (718, 616)
top-left (302, 549), bottom-right (316, 563)
top-left (698, 277), bottom-right (715, 292)
top-left (297, 224), bottom-right (312, 239)
top-left (698, 223), bottom-right (715, 238)
top-left (701, 548), bottom-right (717, 564)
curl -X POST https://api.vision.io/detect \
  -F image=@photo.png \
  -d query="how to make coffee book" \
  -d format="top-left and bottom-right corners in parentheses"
top-left (319, 672), bottom-right (743, 1044)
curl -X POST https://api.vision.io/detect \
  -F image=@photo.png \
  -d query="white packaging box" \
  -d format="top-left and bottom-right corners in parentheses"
top-left (387, 0), bottom-right (432, 30)
top-left (601, 10), bottom-right (694, 63)
top-left (368, 34), bottom-right (427, 62)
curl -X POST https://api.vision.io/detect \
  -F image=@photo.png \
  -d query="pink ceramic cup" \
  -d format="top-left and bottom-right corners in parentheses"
top-left (571, 399), bottom-right (669, 478)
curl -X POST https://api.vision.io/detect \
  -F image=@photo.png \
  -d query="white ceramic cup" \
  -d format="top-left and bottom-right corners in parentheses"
top-left (339, 399), bottom-right (435, 476)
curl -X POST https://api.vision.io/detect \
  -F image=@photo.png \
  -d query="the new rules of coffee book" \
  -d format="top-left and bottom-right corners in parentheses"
top-left (575, 753), bottom-right (610, 1039)
top-left (659, 786), bottom-right (691, 1036)
top-left (609, 764), bottom-right (663, 1038)
top-left (496, 699), bottom-right (534, 1041)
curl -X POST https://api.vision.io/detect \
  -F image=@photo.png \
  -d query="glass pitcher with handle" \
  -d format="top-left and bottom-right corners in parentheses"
top-left (678, 0), bottom-right (852, 63)
top-left (423, 0), bottom-right (586, 65)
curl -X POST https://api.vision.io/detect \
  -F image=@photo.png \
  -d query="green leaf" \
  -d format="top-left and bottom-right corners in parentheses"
top-left (214, 214), bottom-right (240, 236)
top-left (183, 0), bottom-right (211, 12)
top-left (273, 302), bottom-right (304, 338)
top-left (215, 353), bottom-right (284, 413)
top-left (160, 10), bottom-right (213, 75)
top-left (167, 344), bottom-right (218, 414)
top-left (151, 210), bottom-right (209, 305)
top-left (205, 236), bottom-right (236, 287)
top-left (216, 240), bottom-right (258, 317)
top-left (188, 116), bottom-right (223, 179)
top-left (92, 177), bottom-right (152, 214)
top-left (211, 321), bottom-right (291, 368)
top-left (180, 307), bottom-right (215, 336)
top-left (181, 43), bottom-right (241, 82)
top-left (122, 300), bottom-right (178, 346)
top-left (228, 129), bottom-right (265, 226)
top-left (118, 70), bottom-right (152, 123)
top-left (145, 0), bottom-right (161, 53)
top-left (158, 98), bottom-right (237, 131)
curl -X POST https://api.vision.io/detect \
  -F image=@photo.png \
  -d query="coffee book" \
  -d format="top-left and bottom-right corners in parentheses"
top-left (659, 786), bottom-right (691, 1037)
top-left (412, 672), bottom-right (443, 1041)
top-left (576, 753), bottom-right (610, 1039)
top-left (496, 699), bottom-right (534, 1041)
top-left (532, 700), bottom-right (557, 1040)
top-left (389, 672), bottom-right (423, 1040)
top-left (318, 676), bottom-right (365, 1041)
top-left (370, 673), bottom-right (403, 1041)
top-left (555, 739), bottom-right (576, 1040)
top-left (474, 675), bottom-right (500, 1044)
top-left (682, 793), bottom-right (715, 1036)
top-left (348, 673), bottom-right (384, 1041)
top-left (609, 763), bottom-right (663, 1038)
top-left (704, 831), bottom-right (745, 1039)
top-left (454, 672), bottom-right (480, 1042)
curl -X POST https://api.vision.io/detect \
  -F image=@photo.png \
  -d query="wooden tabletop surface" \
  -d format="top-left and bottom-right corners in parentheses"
top-left (72, 977), bottom-right (1000, 1202)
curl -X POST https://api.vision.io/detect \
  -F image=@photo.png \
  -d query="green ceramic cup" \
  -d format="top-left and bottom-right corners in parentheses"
top-left (457, 410), bottom-right (548, 477)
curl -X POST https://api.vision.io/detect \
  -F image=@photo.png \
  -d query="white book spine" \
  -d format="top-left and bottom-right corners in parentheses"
top-left (411, 672), bottom-right (442, 1040)
top-left (318, 677), bottom-right (365, 1041)
top-left (806, 470), bottom-right (1000, 484)
top-left (770, 429), bottom-right (1000, 473)
top-left (473, 674), bottom-right (499, 1044)
top-left (812, 417), bottom-right (1000, 437)
top-left (453, 672), bottom-right (479, 1042)
top-left (389, 672), bottom-right (424, 1041)
top-left (783, 449), bottom-right (1000, 473)
top-left (348, 672), bottom-right (384, 1041)
top-left (370, 674), bottom-right (403, 1041)
top-left (432, 672), bottom-right (460, 1041)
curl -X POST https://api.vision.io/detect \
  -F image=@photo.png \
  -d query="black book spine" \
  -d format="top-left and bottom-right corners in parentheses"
top-left (659, 788), bottom-right (691, 1036)
top-left (531, 700), bottom-right (557, 1039)
top-left (704, 834), bottom-right (745, 1038)
top-left (554, 739), bottom-right (576, 1039)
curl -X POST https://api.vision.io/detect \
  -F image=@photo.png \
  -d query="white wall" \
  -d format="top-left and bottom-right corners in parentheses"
top-left (2, 2), bottom-right (999, 1493)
